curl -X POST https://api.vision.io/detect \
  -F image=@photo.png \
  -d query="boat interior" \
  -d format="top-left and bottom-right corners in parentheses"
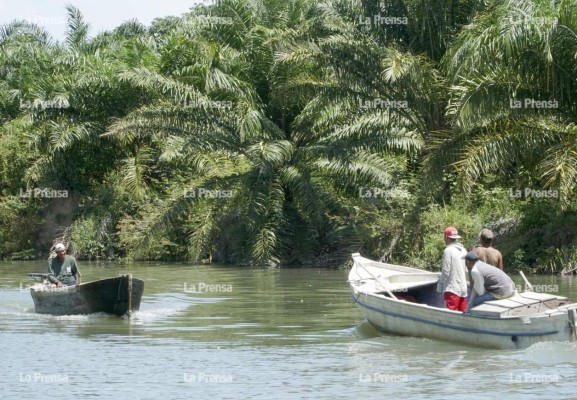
top-left (351, 255), bottom-right (573, 318)
top-left (376, 283), bottom-right (570, 317)
top-left (378, 282), bottom-right (445, 308)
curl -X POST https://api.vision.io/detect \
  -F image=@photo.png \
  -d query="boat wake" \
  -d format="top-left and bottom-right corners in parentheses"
top-left (521, 341), bottom-right (577, 365)
top-left (129, 307), bottom-right (186, 322)
top-left (127, 291), bottom-right (215, 323)
top-left (0, 289), bottom-right (218, 325)
top-left (351, 320), bottom-right (382, 338)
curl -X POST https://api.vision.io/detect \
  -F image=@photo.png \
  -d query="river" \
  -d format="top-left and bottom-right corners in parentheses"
top-left (1, 261), bottom-right (577, 399)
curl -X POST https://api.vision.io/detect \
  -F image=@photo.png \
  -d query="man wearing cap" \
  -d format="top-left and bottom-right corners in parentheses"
top-left (472, 228), bottom-right (503, 270)
top-left (464, 251), bottom-right (515, 313)
top-left (48, 243), bottom-right (81, 287)
top-left (436, 227), bottom-right (468, 312)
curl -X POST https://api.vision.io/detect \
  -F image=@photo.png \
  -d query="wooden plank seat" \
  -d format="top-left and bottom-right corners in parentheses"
top-left (470, 292), bottom-right (569, 318)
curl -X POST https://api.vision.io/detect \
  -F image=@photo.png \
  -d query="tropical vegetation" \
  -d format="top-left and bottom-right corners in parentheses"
top-left (1, 0), bottom-right (576, 273)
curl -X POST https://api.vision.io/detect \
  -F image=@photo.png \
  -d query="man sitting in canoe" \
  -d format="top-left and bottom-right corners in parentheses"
top-left (48, 243), bottom-right (82, 287)
top-left (464, 251), bottom-right (515, 313)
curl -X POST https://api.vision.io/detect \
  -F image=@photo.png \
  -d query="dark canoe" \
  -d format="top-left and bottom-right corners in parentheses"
top-left (29, 274), bottom-right (144, 316)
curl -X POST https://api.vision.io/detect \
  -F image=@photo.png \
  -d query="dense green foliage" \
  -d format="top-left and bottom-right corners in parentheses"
top-left (1, 0), bottom-right (576, 272)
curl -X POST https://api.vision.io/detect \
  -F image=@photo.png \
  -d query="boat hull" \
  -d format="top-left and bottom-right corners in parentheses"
top-left (349, 253), bottom-right (577, 349)
top-left (353, 289), bottom-right (574, 349)
top-left (30, 275), bottom-right (144, 316)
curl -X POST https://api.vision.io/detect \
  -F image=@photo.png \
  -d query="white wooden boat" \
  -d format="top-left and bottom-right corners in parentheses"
top-left (349, 253), bottom-right (577, 349)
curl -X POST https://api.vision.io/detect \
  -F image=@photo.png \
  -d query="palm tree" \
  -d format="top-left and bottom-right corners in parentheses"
top-left (429, 0), bottom-right (577, 208)
top-left (0, 6), bottom-right (165, 256)
top-left (404, 0), bottom-right (488, 61)
top-left (105, 0), bottom-right (432, 266)
top-left (0, 21), bottom-right (54, 193)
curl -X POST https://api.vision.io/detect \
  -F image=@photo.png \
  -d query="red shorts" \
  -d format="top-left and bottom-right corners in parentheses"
top-left (444, 292), bottom-right (467, 312)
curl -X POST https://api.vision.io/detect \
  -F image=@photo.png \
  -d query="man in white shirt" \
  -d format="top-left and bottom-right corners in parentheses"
top-left (436, 227), bottom-right (468, 311)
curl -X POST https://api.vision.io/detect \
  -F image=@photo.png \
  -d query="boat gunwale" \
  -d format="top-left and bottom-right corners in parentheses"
top-left (30, 275), bottom-right (145, 293)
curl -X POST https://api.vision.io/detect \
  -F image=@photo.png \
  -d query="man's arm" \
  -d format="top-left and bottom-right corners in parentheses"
top-left (47, 258), bottom-right (54, 275)
top-left (72, 259), bottom-right (81, 284)
top-left (47, 259), bottom-right (61, 285)
top-left (466, 290), bottom-right (477, 313)
top-left (437, 249), bottom-right (450, 293)
top-left (472, 267), bottom-right (486, 296)
top-left (465, 267), bottom-right (484, 312)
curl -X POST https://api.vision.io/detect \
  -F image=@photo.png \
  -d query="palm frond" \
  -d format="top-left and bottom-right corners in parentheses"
top-left (246, 140), bottom-right (294, 173)
top-left (315, 150), bottom-right (396, 190)
top-left (120, 146), bottom-right (154, 198)
top-left (538, 124), bottom-right (577, 208)
top-left (0, 20), bottom-right (52, 45)
top-left (64, 5), bottom-right (90, 49)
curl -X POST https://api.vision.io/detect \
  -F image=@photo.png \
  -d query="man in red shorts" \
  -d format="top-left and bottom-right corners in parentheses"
top-left (436, 227), bottom-right (468, 311)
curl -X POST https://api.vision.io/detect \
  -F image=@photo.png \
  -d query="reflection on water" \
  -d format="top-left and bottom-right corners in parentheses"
top-left (1, 261), bottom-right (577, 399)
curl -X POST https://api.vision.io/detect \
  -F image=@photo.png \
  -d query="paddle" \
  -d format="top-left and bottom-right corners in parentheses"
top-left (519, 271), bottom-right (533, 292)
top-left (28, 273), bottom-right (51, 281)
top-left (353, 261), bottom-right (398, 300)
top-left (28, 273), bottom-right (61, 286)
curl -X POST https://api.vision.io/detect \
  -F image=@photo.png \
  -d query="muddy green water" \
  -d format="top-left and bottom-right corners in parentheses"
top-left (1, 261), bottom-right (576, 399)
